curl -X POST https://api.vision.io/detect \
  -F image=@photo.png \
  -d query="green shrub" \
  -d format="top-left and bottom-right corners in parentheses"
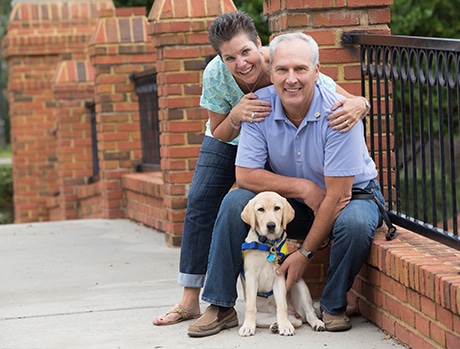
top-left (0, 164), bottom-right (13, 224)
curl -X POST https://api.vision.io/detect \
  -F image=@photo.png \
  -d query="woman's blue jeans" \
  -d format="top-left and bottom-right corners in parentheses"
top-left (201, 179), bottom-right (384, 315)
top-left (178, 136), bottom-right (237, 288)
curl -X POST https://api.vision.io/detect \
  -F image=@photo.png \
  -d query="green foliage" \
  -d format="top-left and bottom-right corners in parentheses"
top-left (233, 0), bottom-right (269, 45)
top-left (0, 165), bottom-right (13, 224)
top-left (390, 0), bottom-right (460, 38)
top-left (0, 144), bottom-right (10, 157)
top-left (399, 159), bottom-right (460, 229)
top-left (112, 0), bottom-right (154, 15)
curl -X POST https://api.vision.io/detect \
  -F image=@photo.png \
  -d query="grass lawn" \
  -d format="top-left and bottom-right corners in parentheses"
top-left (0, 144), bottom-right (11, 158)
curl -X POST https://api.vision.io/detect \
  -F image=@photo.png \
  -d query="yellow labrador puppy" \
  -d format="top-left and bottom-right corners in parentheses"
top-left (239, 191), bottom-right (325, 336)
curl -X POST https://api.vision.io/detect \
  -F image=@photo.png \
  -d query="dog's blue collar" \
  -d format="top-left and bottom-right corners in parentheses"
top-left (241, 231), bottom-right (287, 259)
top-left (241, 240), bottom-right (286, 256)
top-left (255, 229), bottom-right (285, 246)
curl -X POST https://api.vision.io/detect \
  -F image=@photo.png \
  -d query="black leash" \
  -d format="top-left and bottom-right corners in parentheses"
top-left (351, 188), bottom-right (398, 241)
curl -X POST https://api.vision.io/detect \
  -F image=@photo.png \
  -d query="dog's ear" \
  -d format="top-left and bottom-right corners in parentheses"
top-left (281, 198), bottom-right (295, 229)
top-left (241, 197), bottom-right (256, 230)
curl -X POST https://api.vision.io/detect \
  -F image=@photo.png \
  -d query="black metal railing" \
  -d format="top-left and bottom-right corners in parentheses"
top-left (130, 70), bottom-right (160, 172)
top-left (343, 33), bottom-right (460, 249)
top-left (85, 101), bottom-right (99, 182)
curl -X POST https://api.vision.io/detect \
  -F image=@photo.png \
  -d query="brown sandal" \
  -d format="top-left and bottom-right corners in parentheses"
top-left (153, 304), bottom-right (200, 326)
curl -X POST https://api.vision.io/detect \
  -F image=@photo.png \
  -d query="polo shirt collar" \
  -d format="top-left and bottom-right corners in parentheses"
top-left (273, 84), bottom-right (323, 123)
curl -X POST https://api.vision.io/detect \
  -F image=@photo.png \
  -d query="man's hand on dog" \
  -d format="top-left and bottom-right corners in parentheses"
top-left (276, 251), bottom-right (310, 291)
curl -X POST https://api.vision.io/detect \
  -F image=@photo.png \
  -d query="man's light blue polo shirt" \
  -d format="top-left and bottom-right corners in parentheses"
top-left (236, 84), bottom-right (378, 190)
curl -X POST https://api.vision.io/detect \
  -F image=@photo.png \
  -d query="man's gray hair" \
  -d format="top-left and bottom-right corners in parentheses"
top-left (269, 32), bottom-right (319, 68)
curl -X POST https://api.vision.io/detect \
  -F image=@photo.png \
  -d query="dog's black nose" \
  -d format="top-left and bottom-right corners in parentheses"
top-left (266, 222), bottom-right (276, 232)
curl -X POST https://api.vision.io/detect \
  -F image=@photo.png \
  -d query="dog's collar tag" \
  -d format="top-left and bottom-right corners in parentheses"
top-left (267, 245), bottom-right (281, 264)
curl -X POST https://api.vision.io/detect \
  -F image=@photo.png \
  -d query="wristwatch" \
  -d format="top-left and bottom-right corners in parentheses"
top-left (298, 246), bottom-right (314, 260)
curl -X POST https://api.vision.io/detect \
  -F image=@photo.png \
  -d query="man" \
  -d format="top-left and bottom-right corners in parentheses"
top-left (188, 32), bottom-right (385, 337)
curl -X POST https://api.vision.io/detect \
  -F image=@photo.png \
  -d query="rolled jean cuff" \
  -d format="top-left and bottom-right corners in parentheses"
top-left (178, 272), bottom-right (205, 288)
top-left (201, 296), bottom-right (235, 308)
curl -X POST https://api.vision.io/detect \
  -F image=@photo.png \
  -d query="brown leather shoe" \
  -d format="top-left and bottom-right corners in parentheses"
top-left (188, 305), bottom-right (238, 337)
top-left (322, 311), bottom-right (352, 332)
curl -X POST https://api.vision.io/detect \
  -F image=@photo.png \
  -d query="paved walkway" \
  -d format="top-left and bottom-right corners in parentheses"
top-left (0, 157), bottom-right (11, 165)
top-left (0, 219), bottom-right (407, 349)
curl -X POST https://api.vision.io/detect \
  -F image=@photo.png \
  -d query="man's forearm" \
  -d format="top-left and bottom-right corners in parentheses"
top-left (301, 182), bottom-right (352, 252)
top-left (236, 167), bottom-right (325, 211)
top-left (300, 197), bottom-right (340, 253)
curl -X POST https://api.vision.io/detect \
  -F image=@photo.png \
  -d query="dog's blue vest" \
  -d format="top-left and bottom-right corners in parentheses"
top-left (241, 237), bottom-right (289, 298)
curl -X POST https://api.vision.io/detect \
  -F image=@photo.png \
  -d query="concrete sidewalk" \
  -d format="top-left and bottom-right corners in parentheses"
top-left (0, 219), bottom-right (407, 349)
top-left (0, 157), bottom-right (12, 165)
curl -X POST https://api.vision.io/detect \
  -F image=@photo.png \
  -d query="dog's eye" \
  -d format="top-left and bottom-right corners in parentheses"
top-left (257, 207), bottom-right (265, 213)
top-left (274, 206), bottom-right (281, 211)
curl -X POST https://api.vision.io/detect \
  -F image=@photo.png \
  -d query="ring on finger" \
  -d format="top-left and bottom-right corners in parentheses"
top-left (250, 112), bottom-right (255, 120)
top-left (346, 120), bottom-right (351, 127)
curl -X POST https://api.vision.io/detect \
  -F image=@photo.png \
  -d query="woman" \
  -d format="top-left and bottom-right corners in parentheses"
top-left (153, 11), bottom-right (369, 326)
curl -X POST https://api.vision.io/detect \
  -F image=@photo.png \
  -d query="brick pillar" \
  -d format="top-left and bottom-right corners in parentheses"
top-left (147, 0), bottom-right (236, 245)
top-left (52, 56), bottom-right (95, 220)
top-left (263, 0), bottom-right (392, 298)
top-left (88, 7), bottom-right (155, 219)
top-left (1, 0), bottom-right (114, 223)
top-left (265, 0), bottom-right (391, 95)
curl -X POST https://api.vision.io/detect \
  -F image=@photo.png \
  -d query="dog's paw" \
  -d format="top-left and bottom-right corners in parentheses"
top-left (239, 325), bottom-right (256, 337)
top-left (269, 322), bottom-right (278, 334)
top-left (311, 319), bottom-right (326, 332)
top-left (277, 321), bottom-right (295, 336)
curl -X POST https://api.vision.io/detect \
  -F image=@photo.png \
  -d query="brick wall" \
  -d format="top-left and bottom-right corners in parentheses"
top-left (76, 181), bottom-right (103, 218)
top-left (2, 0), bottom-right (114, 222)
top-left (123, 172), bottom-right (166, 238)
top-left (144, 0), bottom-right (236, 245)
top-left (265, 0), bottom-right (390, 96)
top-left (88, 6), bottom-right (155, 219)
top-left (52, 57), bottom-right (95, 220)
top-left (351, 226), bottom-right (460, 348)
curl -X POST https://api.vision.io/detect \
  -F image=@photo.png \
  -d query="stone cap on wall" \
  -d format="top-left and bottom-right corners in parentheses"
top-left (89, 7), bottom-right (153, 46)
top-left (2, 0), bottom-right (114, 58)
top-left (53, 59), bottom-right (95, 95)
top-left (148, 0), bottom-right (236, 21)
top-left (8, 0), bottom-right (114, 29)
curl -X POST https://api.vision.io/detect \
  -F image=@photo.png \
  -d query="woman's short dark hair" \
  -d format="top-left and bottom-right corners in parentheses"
top-left (208, 11), bottom-right (258, 56)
